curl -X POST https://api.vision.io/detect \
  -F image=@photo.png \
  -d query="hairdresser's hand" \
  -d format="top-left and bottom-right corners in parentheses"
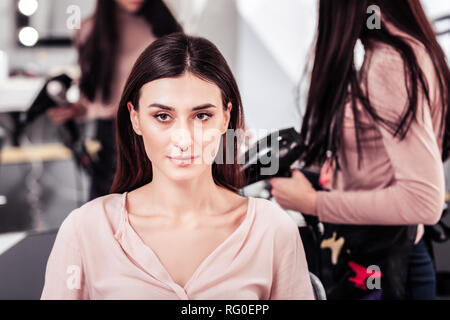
top-left (269, 169), bottom-right (317, 215)
top-left (47, 103), bottom-right (86, 125)
top-left (319, 158), bottom-right (335, 190)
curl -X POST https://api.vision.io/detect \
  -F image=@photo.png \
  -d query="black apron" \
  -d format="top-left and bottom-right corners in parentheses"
top-left (299, 171), bottom-right (418, 300)
top-left (317, 224), bottom-right (417, 299)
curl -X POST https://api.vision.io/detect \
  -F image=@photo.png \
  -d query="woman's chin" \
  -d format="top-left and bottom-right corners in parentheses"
top-left (161, 163), bottom-right (206, 183)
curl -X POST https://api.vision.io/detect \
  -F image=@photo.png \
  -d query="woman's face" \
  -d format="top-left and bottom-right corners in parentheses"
top-left (128, 72), bottom-right (232, 182)
top-left (115, 0), bottom-right (145, 13)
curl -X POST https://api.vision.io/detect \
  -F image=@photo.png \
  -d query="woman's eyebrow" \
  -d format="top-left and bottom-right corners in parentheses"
top-left (147, 103), bottom-right (217, 111)
top-left (192, 104), bottom-right (217, 111)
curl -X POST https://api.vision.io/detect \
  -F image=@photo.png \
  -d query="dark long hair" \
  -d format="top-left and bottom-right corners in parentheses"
top-left (79, 0), bottom-right (182, 104)
top-left (299, 0), bottom-right (450, 169)
top-left (110, 33), bottom-right (246, 194)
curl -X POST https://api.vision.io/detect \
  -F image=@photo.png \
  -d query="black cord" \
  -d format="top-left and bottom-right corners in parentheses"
top-left (434, 15), bottom-right (450, 23)
top-left (436, 30), bottom-right (450, 36)
top-left (434, 14), bottom-right (450, 36)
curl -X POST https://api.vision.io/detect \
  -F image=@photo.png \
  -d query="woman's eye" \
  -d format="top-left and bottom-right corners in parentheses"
top-left (196, 113), bottom-right (213, 121)
top-left (154, 113), bottom-right (171, 122)
top-left (153, 112), bottom-right (212, 123)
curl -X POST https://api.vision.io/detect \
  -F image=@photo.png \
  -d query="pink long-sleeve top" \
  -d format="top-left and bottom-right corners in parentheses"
top-left (316, 27), bottom-right (446, 240)
top-left (40, 193), bottom-right (314, 300)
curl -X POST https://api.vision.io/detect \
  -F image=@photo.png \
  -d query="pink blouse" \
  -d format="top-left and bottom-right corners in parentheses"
top-left (40, 193), bottom-right (314, 300)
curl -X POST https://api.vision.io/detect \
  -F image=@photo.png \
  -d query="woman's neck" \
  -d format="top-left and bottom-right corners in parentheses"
top-left (139, 170), bottom-right (228, 217)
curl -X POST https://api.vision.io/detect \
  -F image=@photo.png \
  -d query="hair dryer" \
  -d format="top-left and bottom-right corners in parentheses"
top-left (18, 74), bottom-right (95, 175)
top-left (240, 127), bottom-right (323, 190)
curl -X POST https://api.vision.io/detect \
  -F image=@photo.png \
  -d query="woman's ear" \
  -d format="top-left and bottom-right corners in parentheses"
top-left (128, 102), bottom-right (142, 136)
top-left (222, 102), bottom-right (232, 134)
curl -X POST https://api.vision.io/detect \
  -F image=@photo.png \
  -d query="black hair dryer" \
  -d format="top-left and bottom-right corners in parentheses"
top-left (240, 127), bottom-right (323, 191)
top-left (18, 74), bottom-right (95, 176)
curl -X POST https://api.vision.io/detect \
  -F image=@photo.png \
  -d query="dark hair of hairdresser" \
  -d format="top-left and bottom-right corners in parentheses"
top-left (78, 0), bottom-right (182, 104)
top-left (110, 33), bottom-right (246, 194)
top-left (299, 0), bottom-right (450, 168)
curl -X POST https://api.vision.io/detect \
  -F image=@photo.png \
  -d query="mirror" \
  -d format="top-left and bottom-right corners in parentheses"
top-left (15, 0), bottom-right (96, 47)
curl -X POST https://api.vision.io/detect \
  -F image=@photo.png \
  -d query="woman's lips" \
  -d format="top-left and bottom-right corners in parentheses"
top-left (169, 156), bottom-right (197, 160)
top-left (167, 156), bottom-right (200, 166)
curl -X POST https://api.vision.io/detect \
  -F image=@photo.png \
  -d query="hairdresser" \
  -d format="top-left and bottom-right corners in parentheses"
top-left (269, 0), bottom-right (450, 299)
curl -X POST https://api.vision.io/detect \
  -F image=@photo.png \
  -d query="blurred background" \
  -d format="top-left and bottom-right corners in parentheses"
top-left (0, 0), bottom-right (449, 299)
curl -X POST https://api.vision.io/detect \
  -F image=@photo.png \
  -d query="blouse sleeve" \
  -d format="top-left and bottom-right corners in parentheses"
top-left (269, 218), bottom-right (315, 300)
top-left (41, 210), bottom-right (89, 300)
top-left (316, 44), bottom-right (445, 226)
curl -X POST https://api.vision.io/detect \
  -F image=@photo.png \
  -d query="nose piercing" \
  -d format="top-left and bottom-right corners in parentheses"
top-left (178, 145), bottom-right (189, 152)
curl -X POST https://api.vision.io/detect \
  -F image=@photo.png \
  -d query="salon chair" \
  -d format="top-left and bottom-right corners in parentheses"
top-left (310, 272), bottom-right (327, 300)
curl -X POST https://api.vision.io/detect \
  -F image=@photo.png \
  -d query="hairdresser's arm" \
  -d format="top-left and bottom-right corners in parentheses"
top-left (316, 45), bottom-right (444, 226)
top-left (46, 103), bottom-right (86, 125)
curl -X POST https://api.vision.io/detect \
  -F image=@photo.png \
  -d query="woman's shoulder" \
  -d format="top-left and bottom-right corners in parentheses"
top-left (366, 21), bottom-right (433, 78)
top-left (64, 193), bottom-right (125, 232)
top-left (217, 190), bottom-right (298, 234)
top-left (365, 35), bottom-right (437, 117)
top-left (252, 197), bottom-right (299, 234)
top-left (365, 41), bottom-right (404, 79)
top-left (368, 38), bottom-right (430, 71)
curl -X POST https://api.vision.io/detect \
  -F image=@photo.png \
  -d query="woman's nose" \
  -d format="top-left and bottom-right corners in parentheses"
top-left (171, 120), bottom-right (194, 149)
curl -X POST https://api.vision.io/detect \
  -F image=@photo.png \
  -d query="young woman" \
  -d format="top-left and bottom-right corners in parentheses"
top-left (269, 0), bottom-right (449, 299)
top-left (41, 33), bottom-right (314, 300)
top-left (47, 0), bottom-right (182, 199)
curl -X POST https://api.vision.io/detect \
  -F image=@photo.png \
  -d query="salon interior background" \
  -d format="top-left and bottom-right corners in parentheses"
top-left (0, 0), bottom-right (449, 299)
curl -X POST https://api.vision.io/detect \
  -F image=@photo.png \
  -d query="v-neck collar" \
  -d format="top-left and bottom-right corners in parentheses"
top-left (114, 192), bottom-right (255, 298)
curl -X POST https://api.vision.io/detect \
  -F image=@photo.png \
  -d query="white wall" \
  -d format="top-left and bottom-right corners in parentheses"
top-left (168, 0), bottom-right (317, 132)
